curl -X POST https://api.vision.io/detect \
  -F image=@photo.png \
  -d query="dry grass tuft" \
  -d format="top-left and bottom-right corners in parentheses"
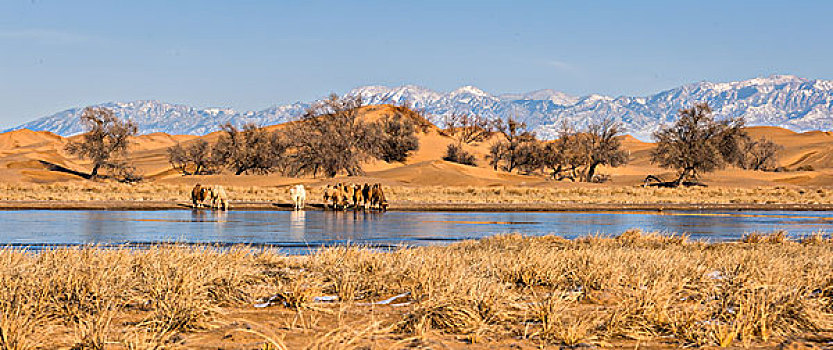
top-left (615, 229), bottom-right (689, 245)
top-left (742, 230), bottom-right (790, 244)
top-left (800, 231), bottom-right (830, 245)
top-left (0, 233), bottom-right (830, 347)
top-left (531, 293), bottom-right (602, 346)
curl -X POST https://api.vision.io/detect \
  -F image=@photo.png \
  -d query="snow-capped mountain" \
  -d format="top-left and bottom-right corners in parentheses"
top-left (350, 75), bottom-right (833, 139)
top-left (10, 75), bottom-right (833, 140)
top-left (11, 100), bottom-right (307, 136)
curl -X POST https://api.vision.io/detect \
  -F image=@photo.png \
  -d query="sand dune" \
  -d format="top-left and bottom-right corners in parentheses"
top-left (0, 129), bottom-right (64, 150)
top-left (0, 105), bottom-right (829, 187)
top-left (745, 127), bottom-right (833, 170)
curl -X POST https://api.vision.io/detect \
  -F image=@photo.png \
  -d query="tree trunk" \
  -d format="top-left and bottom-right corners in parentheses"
top-left (585, 162), bottom-right (600, 182)
top-left (550, 164), bottom-right (563, 180)
top-left (90, 164), bottom-right (100, 179)
top-left (673, 168), bottom-right (691, 186)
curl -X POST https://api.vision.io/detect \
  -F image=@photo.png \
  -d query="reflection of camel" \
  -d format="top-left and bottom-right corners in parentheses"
top-left (213, 209), bottom-right (228, 223)
top-left (289, 210), bottom-right (306, 240)
top-left (190, 208), bottom-right (207, 221)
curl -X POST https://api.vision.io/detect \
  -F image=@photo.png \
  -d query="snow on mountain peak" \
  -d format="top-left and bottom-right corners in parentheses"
top-left (449, 85), bottom-right (490, 97)
top-left (737, 74), bottom-right (805, 87)
top-left (500, 89), bottom-right (578, 105)
top-left (9, 76), bottom-right (833, 140)
top-left (203, 107), bottom-right (236, 116)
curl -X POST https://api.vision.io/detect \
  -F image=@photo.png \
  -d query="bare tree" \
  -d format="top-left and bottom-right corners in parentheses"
top-left (488, 141), bottom-right (506, 171)
top-left (64, 107), bottom-right (138, 180)
top-left (282, 94), bottom-right (379, 177)
top-left (514, 140), bottom-right (546, 175)
top-left (213, 123), bottom-right (282, 175)
top-left (443, 113), bottom-right (492, 144)
top-left (442, 113), bottom-right (490, 167)
top-left (582, 118), bottom-right (629, 182)
top-left (739, 137), bottom-right (781, 171)
top-left (487, 117), bottom-right (537, 172)
top-left (167, 140), bottom-right (215, 175)
top-left (540, 122), bottom-right (581, 180)
top-left (650, 103), bottom-right (746, 186)
top-left (391, 103), bottom-right (434, 133)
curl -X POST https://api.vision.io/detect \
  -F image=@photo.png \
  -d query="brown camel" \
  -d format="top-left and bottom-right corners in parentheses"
top-left (191, 184), bottom-right (207, 208)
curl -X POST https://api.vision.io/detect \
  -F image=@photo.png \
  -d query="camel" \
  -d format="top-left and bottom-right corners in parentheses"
top-left (191, 184), bottom-right (208, 208)
top-left (352, 184), bottom-right (364, 210)
top-left (369, 183), bottom-right (388, 211)
top-left (207, 185), bottom-right (229, 210)
top-left (323, 185), bottom-right (332, 209)
top-left (333, 183), bottom-right (350, 210)
top-left (289, 184), bottom-right (306, 210)
top-left (339, 186), bottom-right (349, 210)
top-left (361, 183), bottom-right (372, 209)
top-left (344, 184), bottom-right (355, 205)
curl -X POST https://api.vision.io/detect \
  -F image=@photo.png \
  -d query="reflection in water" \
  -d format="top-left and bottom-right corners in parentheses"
top-left (289, 211), bottom-right (305, 240)
top-left (83, 211), bottom-right (130, 243)
top-left (0, 210), bottom-right (830, 252)
top-left (213, 210), bottom-right (228, 223)
top-left (190, 209), bottom-right (207, 222)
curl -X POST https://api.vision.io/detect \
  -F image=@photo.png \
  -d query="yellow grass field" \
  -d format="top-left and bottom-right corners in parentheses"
top-left (1, 232), bottom-right (832, 349)
top-left (0, 182), bottom-right (830, 208)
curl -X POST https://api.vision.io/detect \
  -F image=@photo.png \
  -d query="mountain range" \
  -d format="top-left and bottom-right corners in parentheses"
top-left (9, 75), bottom-right (833, 140)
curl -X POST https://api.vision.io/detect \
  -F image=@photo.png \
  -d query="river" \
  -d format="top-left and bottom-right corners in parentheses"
top-left (0, 209), bottom-right (830, 252)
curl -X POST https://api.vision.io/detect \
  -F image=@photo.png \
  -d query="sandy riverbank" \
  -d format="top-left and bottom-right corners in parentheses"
top-left (0, 199), bottom-right (832, 211)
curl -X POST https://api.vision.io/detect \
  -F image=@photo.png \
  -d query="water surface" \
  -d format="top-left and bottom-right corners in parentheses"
top-left (1, 209), bottom-right (830, 253)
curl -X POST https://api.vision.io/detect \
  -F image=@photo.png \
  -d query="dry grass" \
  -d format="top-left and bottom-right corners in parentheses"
top-left (389, 185), bottom-right (833, 205)
top-left (0, 182), bottom-right (831, 206)
top-left (742, 230), bottom-right (792, 244)
top-left (0, 234), bottom-right (832, 348)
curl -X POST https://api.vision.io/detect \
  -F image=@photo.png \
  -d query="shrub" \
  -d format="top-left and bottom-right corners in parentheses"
top-left (375, 115), bottom-right (419, 163)
top-left (443, 144), bottom-right (477, 166)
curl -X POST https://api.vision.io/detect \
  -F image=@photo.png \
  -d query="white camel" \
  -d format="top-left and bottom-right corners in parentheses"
top-left (289, 184), bottom-right (306, 210)
top-left (208, 185), bottom-right (229, 211)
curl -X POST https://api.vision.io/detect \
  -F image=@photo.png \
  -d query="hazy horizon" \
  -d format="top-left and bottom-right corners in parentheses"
top-left (2, 1), bottom-right (832, 128)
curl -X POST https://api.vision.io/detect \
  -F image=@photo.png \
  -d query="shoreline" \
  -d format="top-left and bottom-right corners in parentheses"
top-left (0, 200), bottom-right (831, 211)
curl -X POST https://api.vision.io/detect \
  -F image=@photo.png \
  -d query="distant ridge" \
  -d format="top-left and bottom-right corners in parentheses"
top-left (9, 75), bottom-right (833, 140)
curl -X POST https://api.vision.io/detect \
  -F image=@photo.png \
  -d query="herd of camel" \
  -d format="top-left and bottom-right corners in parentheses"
top-left (190, 182), bottom-right (388, 212)
top-left (322, 183), bottom-right (388, 211)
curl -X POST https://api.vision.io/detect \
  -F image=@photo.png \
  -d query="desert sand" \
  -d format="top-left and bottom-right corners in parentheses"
top-left (0, 105), bottom-right (830, 209)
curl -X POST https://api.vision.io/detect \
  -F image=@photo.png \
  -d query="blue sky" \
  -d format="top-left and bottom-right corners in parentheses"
top-left (1, 0), bottom-right (831, 128)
